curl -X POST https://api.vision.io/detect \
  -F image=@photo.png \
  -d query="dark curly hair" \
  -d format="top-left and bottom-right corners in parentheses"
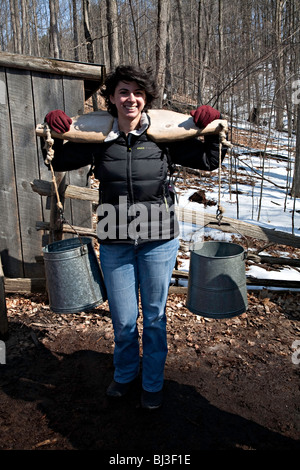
top-left (101, 65), bottom-right (158, 117)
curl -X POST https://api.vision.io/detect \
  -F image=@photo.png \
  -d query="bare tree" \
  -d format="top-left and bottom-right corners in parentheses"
top-left (129, 0), bottom-right (140, 66)
top-left (176, 0), bottom-right (188, 96)
top-left (106, 0), bottom-right (119, 71)
top-left (82, 0), bottom-right (98, 110)
top-left (49, 0), bottom-right (60, 58)
top-left (10, 0), bottom-right (21, 54)
top-left (155, 0), bottom-right (170, 107)
top-left (31, 0), bottom-right (41, 56)
top-left (82, 0), bottom-right (94, 64)
top-left (274, 0), bottom-right (285, 131)
top-left (72, 0), bottom-right (79, 61)
top-left (291, 104), bottom-right (300, 198)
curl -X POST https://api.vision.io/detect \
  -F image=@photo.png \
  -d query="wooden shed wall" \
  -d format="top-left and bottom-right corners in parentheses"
top-left (0, 60), bottom-right (102, 279)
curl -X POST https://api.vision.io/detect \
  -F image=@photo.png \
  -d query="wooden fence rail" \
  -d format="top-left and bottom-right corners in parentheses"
top-left (31, 178), bottom-right (300, 248)
top-left (1, 176), bottom-right (299, 339)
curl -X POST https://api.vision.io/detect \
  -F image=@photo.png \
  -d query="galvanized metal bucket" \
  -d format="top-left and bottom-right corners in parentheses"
top-left (186, 241), bottom-right (248, 319)
top-left (43, 237), bottom-right (107, 313)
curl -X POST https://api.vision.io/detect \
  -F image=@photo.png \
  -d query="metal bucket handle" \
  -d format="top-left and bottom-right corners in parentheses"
top-left (80, 243), bottom-right (88, 255)
top-left (43, 125), bottom-right (85, 249)
top-left (189, 219), bottom-right (249, 258)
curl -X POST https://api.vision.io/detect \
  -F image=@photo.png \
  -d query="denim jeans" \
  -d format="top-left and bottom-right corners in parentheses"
top-left (100, 237), bottom-right (179, 392)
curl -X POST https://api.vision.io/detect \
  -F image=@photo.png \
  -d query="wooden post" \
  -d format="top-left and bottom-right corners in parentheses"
top-left (0, 256), bottom-right (8, 340)
top-left (49, 172), bottom-right (66, 243)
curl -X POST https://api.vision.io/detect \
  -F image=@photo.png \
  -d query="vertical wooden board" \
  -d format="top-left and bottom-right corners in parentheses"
top-left (63, 76), bottom-right (92, 229)
top-left (0, 67), bottom-right (23, 277)
top-left (6, 68), bottom-right (46, 277)
top-left (31, 72), bottom-right (72, 230)
top-left (0, 255), bottom-right (8, 339)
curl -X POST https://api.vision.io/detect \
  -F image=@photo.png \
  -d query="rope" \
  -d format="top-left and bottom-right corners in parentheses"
top-left (216, 123), bottom-right (232, 225)
top-left (43, 123), bottom-right (63, 212)
top-left (42, 123), bottom-right (83, 243)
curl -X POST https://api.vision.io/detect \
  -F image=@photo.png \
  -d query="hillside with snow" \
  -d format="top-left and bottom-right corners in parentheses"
top-left (175, 119), bottom-right (300, 289)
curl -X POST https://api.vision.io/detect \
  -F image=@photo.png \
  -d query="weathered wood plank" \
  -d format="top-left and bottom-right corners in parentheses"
top-left (4, 273), bottom-right (299, 296)
top-left (49, 172), bottom-right (66, 243)
top-left (31, 179), bottom-right (98, 202)
top-left (0, 52), bottom-right (104, 81)
top-left (31, 71), bottom-right (73, 230)
top-left (0, 67), bottom-right (23, 277)
top-left (62, 76), bottom-right (92, 230)
top-left (36, 221), bottom-right (97, 238)
top-left (6, 67), bottom-right (44, 277)
top-left (4, 277), bottom-right (46, 293)
top-left (0, 256), bottom-right (8, 339)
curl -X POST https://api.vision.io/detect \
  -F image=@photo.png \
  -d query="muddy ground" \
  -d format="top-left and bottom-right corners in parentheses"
top-left (0, 281), bottom-right (299, 454)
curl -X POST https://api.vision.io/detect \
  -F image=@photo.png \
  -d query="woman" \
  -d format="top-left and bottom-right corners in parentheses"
top-left (44, 65), bottom-right (227, 410)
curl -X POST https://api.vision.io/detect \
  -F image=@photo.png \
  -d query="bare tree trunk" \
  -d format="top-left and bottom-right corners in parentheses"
top-left (291, 104), bottom-right (300, 197)
top-left (82, 0), bottom-right (94, 63)
top-left (176, 0), bottom-right (187, 95)
top-left (129, 0), bottom-right (140, 65)
top-left (99, 1), bottom-right (109, 66)
top-left (274, 0), bottom-right (285, 131)
top-left (197, 0), bottom-right (204, 105)
top-left (10, 0), bottom-right (22, 53)
top-left (217, 0), bottom-right (224, 109)
top-left (49, 0), bottom-right (60, 58)
top-left (32, 0), bottom-right (41, 56)
top-left (155, 0), bottom-right (170, 107)
top-left (106, 0), bottom-right (120, 71)
top-left (72, 0), bottom-right (79, 61)
top-left (82, 0), bottom-right (98, 110)
top-left (20, 0), bottom-right (30, 54)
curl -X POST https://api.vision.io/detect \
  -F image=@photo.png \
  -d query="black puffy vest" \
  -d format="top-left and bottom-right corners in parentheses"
top-left (94, 132), bottom-right (179, 244)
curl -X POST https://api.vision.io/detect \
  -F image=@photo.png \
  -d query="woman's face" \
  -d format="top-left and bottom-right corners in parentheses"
top-left (109, 80), bottom-right (147, 123)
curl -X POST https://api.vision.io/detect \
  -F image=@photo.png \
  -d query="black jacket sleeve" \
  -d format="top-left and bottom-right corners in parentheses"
top-left (41, 137), bottom-right (97, 171)
top-left (167, 134), bottom-right (227, 171)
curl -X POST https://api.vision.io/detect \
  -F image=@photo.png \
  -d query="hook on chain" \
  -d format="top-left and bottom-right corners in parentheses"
top-left (216, 205), bottom-right (224, 225)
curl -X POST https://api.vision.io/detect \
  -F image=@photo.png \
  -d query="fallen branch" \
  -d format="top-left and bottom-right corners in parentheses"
top-left (175, 207), bottom-right (300, 249)
top-left (31, 179), bottom-right (300, 248)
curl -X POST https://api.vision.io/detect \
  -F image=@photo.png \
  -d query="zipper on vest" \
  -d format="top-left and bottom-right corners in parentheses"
top-left (162, 184), bottom-right (169, 212)
top-left (126, 133), bottom-right (135, 205)
top-left (126, 133), bottom-right (138, 245)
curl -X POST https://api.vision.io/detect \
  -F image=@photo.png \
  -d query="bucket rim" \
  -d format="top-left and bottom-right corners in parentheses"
top-left (42, 236), bottom-right (93, 254)
top-left (185, 301), bottom-right (247, 319)
top-left (190, 240), bottom-right (245, 259)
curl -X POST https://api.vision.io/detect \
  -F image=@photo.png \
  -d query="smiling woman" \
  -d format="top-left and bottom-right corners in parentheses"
top-left (42, 64), bottom-right (226, 409)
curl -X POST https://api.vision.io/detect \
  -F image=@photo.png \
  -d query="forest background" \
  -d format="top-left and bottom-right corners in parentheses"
top-left (1, 0), bottom-right (300, 194)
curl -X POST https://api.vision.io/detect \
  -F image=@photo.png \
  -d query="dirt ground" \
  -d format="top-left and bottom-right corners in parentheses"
top-left (1, 279), bottom-right (300, 453)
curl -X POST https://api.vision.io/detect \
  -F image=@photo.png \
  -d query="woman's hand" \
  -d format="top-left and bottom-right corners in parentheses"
top-left (45, 110), bottom-right (72, 133)
top-left (190, 105), bottom-right (220, 128)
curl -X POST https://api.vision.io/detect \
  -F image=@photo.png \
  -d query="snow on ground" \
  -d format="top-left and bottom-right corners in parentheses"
top-left (175, 120), bottom-right (300, 289)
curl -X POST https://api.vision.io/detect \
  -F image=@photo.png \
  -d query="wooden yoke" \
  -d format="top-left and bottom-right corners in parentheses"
top-left (36, 109), bottom-right (231, 145)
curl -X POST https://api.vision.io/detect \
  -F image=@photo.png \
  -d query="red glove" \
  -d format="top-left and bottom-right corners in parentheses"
top-left (45, 110), bottom-right (72, 133)
top-left (190, 105), bottom-right (220, 128)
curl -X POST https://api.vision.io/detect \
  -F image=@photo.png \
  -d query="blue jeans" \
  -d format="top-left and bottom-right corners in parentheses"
top-left (100, 238), bottom-right (179, 392)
